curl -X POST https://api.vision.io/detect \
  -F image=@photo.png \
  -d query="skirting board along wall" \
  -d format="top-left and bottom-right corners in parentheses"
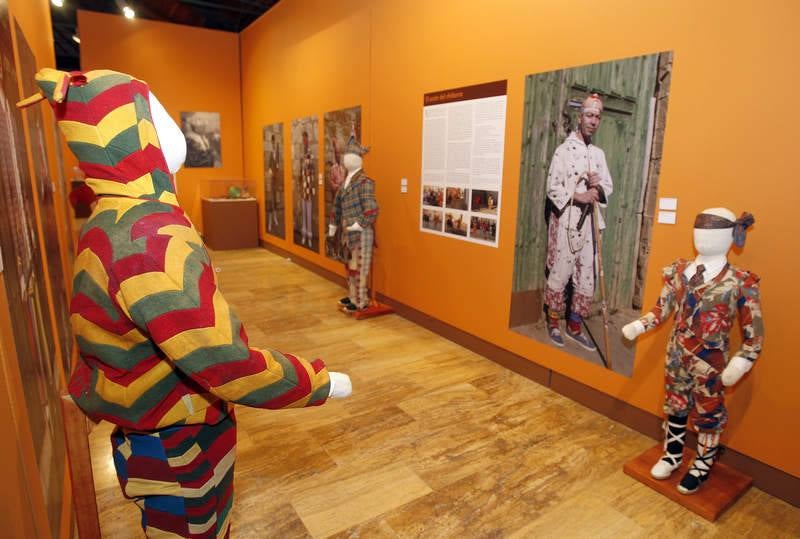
top-left (260, 240), bottom-right (799, 509)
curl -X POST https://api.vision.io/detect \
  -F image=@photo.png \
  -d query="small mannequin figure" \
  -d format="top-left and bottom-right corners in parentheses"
top-left (19, 68), bottom-right (352, 538)
top-left (327, 129), bottom-right (378, 312)
top-left (622, 207), bottom-right (763, 494)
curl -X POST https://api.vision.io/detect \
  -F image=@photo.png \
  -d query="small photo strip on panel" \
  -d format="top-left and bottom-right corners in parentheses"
top-left (470, 189), bottom-right (498, 215)
top-left (444, 209), bottom-right (469, 237)
top-left (422, 184), bottom-right (444, 208)
top-left (469, 215), bottom-right (498, 244)
top-left (422, 207), bottom-right (444, 232)
top-left (445, 186), bottom-right (469, 211)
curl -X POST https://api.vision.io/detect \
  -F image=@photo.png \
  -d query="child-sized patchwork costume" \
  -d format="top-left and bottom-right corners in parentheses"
top-left (637, 258), bottom-right (764, 433)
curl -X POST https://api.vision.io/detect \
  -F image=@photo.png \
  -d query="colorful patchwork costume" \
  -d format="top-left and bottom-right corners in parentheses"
top-left (637, 259), bottom-right (764, 433)
top-left (332, 169), bottom-right (378, 309)
top-left (20, 69), bottom-right (332, 538)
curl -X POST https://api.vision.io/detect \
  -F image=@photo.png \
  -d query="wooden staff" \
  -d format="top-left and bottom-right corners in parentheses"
top-left (592, 203), bottom-right (613, 371)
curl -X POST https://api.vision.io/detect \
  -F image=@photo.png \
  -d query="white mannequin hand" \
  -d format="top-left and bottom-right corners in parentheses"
top-left (721, 356), bottom-right (753, 387)
top-left (327, 224), bottom-right (337, 237)
top-left (328, 372), bottom-right (352, 398)
top-left (622, 320), bottom-right (645, 341)
top-left (346, 221), bottom-right (363, 232)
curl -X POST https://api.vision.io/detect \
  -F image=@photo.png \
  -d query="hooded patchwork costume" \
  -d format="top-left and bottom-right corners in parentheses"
top-left (20, 69), bottom-right (332, 538)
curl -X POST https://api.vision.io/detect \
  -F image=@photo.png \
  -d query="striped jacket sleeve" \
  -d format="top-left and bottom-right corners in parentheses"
top-left (115, 237), bottom-right (331, 409)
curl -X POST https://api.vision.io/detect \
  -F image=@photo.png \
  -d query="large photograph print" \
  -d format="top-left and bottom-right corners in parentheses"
top-left (510, 52), bottom-right (673, 377)
top-left (263, 122), bottom-right (285, 239)
top-left (16, 21), bottom-right (72, 373)
top-left (180, 111), bottom-right (222, 168)
top-left (0, 6), bottom-right (64, 537)
top-left (323, 106), bottom-right (361, 260)
top-left (292, 116), bottom-right (319, 252)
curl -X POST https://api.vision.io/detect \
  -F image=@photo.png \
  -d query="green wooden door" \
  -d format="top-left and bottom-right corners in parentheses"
top-left (512, 54), bottom-right (659, 318)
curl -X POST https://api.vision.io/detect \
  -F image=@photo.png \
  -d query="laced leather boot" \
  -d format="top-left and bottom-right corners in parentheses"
top-left (650, 415), bottom-right (687, 480)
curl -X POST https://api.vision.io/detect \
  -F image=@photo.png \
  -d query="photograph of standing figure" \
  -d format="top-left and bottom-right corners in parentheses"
top-left (324, 106), bottom-right (361, 260)
top-left (263, 123), bottom-right (285, 239)
top-left (181, 111), bottom-right (221, 168)
top-left (292, 116), bottom-right (319, 251)
top-left (510, 51), bottom-right (674, 376)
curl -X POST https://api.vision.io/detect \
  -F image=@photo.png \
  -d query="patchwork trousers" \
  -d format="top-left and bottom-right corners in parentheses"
top-left (111, 412), bottom-right (237, 538)
top-left (663, 337), bottom-right (728, 434)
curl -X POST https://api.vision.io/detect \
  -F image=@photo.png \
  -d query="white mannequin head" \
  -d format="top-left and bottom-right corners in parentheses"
top-left (148, 91), bottom-right (186, 176)
top-left (693, 207), bottom-right (736, 257)
top-left (343, 152), bottom-right (362, 172)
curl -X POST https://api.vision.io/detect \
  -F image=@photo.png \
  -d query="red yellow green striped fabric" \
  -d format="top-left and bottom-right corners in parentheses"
top-left (27, 69), bottom-right (331, 431)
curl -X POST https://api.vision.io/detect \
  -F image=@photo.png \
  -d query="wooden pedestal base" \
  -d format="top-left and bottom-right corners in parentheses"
top-left (623, 444), bottom-right (752, 522)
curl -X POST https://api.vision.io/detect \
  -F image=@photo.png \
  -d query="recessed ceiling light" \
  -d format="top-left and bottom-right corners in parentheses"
top-left (51, 0), bottom-right (64, 7)
top-left (123, 5), bottom-right (135, 19)
top-left (72, 34), bottom-right (81, 44)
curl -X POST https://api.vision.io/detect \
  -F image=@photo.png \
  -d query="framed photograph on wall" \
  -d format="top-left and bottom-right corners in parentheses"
top-left (291, 115), bottom-right (319, 252)
top-left (181, 111), bottom-right (221, 168)
top-left (263, 122), bottom-right (286, 239)
top-left (509, 51), bottom-right (674, 377)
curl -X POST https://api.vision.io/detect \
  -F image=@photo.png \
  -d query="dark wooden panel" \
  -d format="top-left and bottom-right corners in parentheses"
top-left (202, 198), bottom-right (259, 250)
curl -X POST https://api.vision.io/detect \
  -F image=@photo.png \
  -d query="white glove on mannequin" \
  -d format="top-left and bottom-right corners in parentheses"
top-left (327, 224), bottom-right (337, 237)
top-left (328, 371), bottom-right (352, 398)
top-left (622, 320), bottom-right (646, 341)
top-left (721, 356), bottom-right (752, 387)
top-left (346, 221), bottom-right (363, 232)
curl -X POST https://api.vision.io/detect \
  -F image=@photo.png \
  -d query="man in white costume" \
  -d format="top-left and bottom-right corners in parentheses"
top-left (543, 94), bottom-right (613, 351)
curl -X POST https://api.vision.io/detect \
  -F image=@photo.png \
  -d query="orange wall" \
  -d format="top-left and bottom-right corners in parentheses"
top-left (239, 0), bottom-right (800, 478)
top-left (78, 10), bottom-right (244, 232)
top-left (76, 0), bottom-right (800, 478)
top-left (240, 1), bottom-right (371, 275)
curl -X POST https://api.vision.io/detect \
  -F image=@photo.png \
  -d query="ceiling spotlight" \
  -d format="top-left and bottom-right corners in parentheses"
top-left (51, 0), bottom-right (64, 7)
top-left (122, 5), bottom-right (135, 19)
top-left (72, 34), bottom-right (81, 44)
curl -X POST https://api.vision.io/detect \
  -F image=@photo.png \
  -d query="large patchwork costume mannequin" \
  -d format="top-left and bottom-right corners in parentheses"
top-left (329, 132), bottom-right (378, 312)
top-left (623, 208), bottom-right (763, 494)
top-left (19, 69), bottom-right (350, 537)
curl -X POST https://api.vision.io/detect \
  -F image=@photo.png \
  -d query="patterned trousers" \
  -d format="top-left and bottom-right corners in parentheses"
top-left (663, 339), bottom-right (727, 433)
top-left (544, 213), bottom-right (595, 318)
top-left (301, 199), bottom-right (313, 240)
top-left (111, 412), bottom-right (237, 538)
top-left (346, 228), bottom-right (374, 309)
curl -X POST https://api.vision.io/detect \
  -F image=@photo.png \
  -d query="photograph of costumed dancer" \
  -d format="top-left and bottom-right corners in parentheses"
top-left (510, 51), bottom-right (674, 376)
